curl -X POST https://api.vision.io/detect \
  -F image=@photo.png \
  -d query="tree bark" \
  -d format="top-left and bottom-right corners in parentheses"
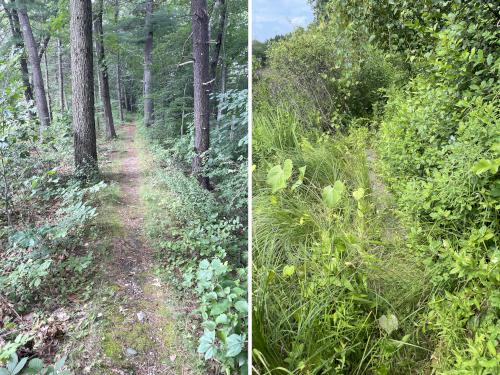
top-left (93, 0), bottom-right (117, 139)
top-left (115, 0), bottom-right (124, 123)
top-left (38, 35), bottom-right (50, 60)
top-left (70, 0), bottom-right (97, 172)
top-left (143, 0), bottom-right (154, 127)
top-left (43, 51), bottom-right (53, 122)
top-left (217, 58), bottom-right (226, 120)
top-left (16, 1), bottom-right (50, 127)
top-left (2, 2), bottom-right (33, 102)
top-left (191, 0), bottom-right (210, 189)
top-left (57, 38), bottom-right (65, 111)
top-left (209, 0), bottom-right (226, 83)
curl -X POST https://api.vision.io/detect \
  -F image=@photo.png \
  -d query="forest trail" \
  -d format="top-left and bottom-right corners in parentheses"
top-left (90, 123), bottom-right (202, 375)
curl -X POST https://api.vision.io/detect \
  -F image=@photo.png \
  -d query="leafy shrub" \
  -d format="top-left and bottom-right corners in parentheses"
top-left (189, 258), bottom-right (247, 374)
top-left (259, 25), bottom-right (394, 128)
top-left (141, 136), bottom-right (248, 374)
top-left (0, 354), bottom-right (69, 375)
top-left (375, 10), bottom-right (500, 370)
top-left (0, 180), bottom-right (105, 308)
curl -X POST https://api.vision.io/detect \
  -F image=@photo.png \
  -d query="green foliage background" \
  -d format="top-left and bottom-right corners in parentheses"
top-left (253, 0), bottom-right (499, 373)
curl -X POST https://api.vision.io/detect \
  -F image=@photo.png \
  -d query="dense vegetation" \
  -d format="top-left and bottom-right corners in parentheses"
top-left (252, 0), bottom-right (499, 373)
top-left (1, 0), bottom-right (247, 373)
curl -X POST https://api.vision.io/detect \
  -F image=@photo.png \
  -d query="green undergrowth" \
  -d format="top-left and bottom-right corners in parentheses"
top-left (253, 1), bottom-right (499, 372)
top-left (136, 123), bottom-right (248, 374)
top-left (253, 107), bottom-right (432, 374)
top-left (0, 98), bottom-right (125, 373)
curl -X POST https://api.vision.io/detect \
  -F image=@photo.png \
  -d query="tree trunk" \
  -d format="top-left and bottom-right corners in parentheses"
top-left (16, 1), bottom-right (50, 128)
top-left (43, 51), bottom-right (53, 122)
top-left (3, 2), bottom-right (33, 102)
top-left (38, 35), bottom-right (50, 60)
top-left (117, 58), bottom-right (124, 122)
top-left (57, 38), bottom-right (65, 111)
top-left (70, 0), bottom-right (97, 172)
top-left (143, 0), bottom-right (154, 127)
top-left (217, 59), bottom-right (226, 120)
top-left (123, 81), bottom-right (129, 112)
top-left (115, 0), bottom-right (124, 123)
top-left (93, 0), bottom-right (117, 139)
top-left (191, 0), bottom-right (210, 189)
top-left (209, 0), bottom-right (226, 83)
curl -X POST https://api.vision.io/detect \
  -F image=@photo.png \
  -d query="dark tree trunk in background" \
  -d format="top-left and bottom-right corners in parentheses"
top-left (57, 38), bottom-right (65, 111)
top-left (70, 0), bottom-right (97, 172)
top-left (43, 51), bottom-right (53, 122)
top-left (117, 58), bottom-right (124, 122)
top-left (93, 0), bottom-right (117, 139)
top-left (115, 0), bottom-right (124, 123)
top-left (3, 2), bottom-right (33, 102)
top-left (191, 0), bottom-right (210, 189)
top-left (143, 0), bottom-right (154, 127)
top-left (210, 0), bottom-right (226, 83)
top-left (16, 1), bottom-right (50, 128)
top-left (211, 0), bottom-right (227, 120)
top-left (38, 35), bottom-right (50, 60)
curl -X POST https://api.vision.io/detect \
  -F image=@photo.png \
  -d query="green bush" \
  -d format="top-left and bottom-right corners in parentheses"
top-left (377, 76), bottom-right (500, 372)
top-left (141, 139), bottom-right (247, 374)
top-left (258, 24), bottom-right (394, 128)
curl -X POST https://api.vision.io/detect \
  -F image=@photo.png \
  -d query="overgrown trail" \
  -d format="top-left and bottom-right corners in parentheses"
top-left (90, 123), bottom-right (202, 375)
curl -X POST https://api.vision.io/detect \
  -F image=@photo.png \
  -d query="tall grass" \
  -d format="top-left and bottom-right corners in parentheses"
top-left (252, 106), bottom-right (433, 374)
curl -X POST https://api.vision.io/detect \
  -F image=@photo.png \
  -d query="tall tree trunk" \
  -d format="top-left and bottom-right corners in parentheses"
top-left (43, 51), bottom-right (53, 122)
top-left (93, 0), bottom-right (117, 139)
top-left (16, 1), bottom-right (50, 128)
top-left (115, 0), bottom-right (124, 123)
top-left (57, 38), bottom-right (65, 111)
top-left (209, 0), bottom-right (226, 82)
top-left (70, 0), bottom-right (97, 172)
top-left (191, 0), bottom-right (210, 189)
top-left (117, 58), bottom-right (124, 122)
top-left (143, 0), bottom-right (154, 127)
top-left (2, 2), bottom-right (33, 102)
top-left (217, 59), bottom-right (226, 120)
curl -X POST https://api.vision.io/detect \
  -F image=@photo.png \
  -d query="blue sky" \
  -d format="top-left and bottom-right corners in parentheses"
top-left (253, 0), bottom-right (314, 41)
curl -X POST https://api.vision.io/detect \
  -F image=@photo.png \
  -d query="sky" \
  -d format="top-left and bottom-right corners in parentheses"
top-left (253, 0), bottom-right (314, 42)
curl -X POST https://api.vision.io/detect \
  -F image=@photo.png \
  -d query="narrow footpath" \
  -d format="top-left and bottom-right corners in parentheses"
top-left (88, 123), bottom-right (202, 375)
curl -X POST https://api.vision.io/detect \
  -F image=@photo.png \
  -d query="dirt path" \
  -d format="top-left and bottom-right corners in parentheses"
top-left (92, 123), bottom-right (202, 375)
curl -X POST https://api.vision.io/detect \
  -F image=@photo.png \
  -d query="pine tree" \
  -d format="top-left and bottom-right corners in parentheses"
top-left (70, 0), bottom-right (97, 172)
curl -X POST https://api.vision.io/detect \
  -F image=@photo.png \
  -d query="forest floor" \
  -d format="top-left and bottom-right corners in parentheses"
top-left (74, 123), bottom-right (204, 375)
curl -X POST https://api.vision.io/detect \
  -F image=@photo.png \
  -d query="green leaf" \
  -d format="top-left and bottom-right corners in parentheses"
top-left (12, 357), bottom-right (28, 374)
top-left (28, 358), bottom-right (44, 371)
top-left (226, 334), bottom-right (244, 357)
top-left (210, 300), bottom-right (231, 316)
top-left (472, 159), bottom-right (500, 175)
top-left (282, 265), bottom-right (295, 277)
top-left (283, 159), bottom-right (293, 181)
top-left (291, 166), bottom-right (306, 191)
top-left (322, 181), bottom-right (345, 208)
top-left (379, 314), bottom-right (398, 335)
top-left (0, 369), bottom-right (10, 375)
top-left (234, 300), bottom-right (248, 314)
top-left (202, 320), bottom-right (216, 331)
top-left (352, 188), bottom-right (365, 201)
top-left (198, 331), bottom-right (216, 360)
top-left (215, 314), bottom-right (229, 325)
top-left (266, 159), bottom-right (293, 193)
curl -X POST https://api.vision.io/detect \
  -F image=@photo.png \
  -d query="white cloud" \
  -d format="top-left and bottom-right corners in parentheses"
top-left (253, 0), bottom-right (313, 41)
